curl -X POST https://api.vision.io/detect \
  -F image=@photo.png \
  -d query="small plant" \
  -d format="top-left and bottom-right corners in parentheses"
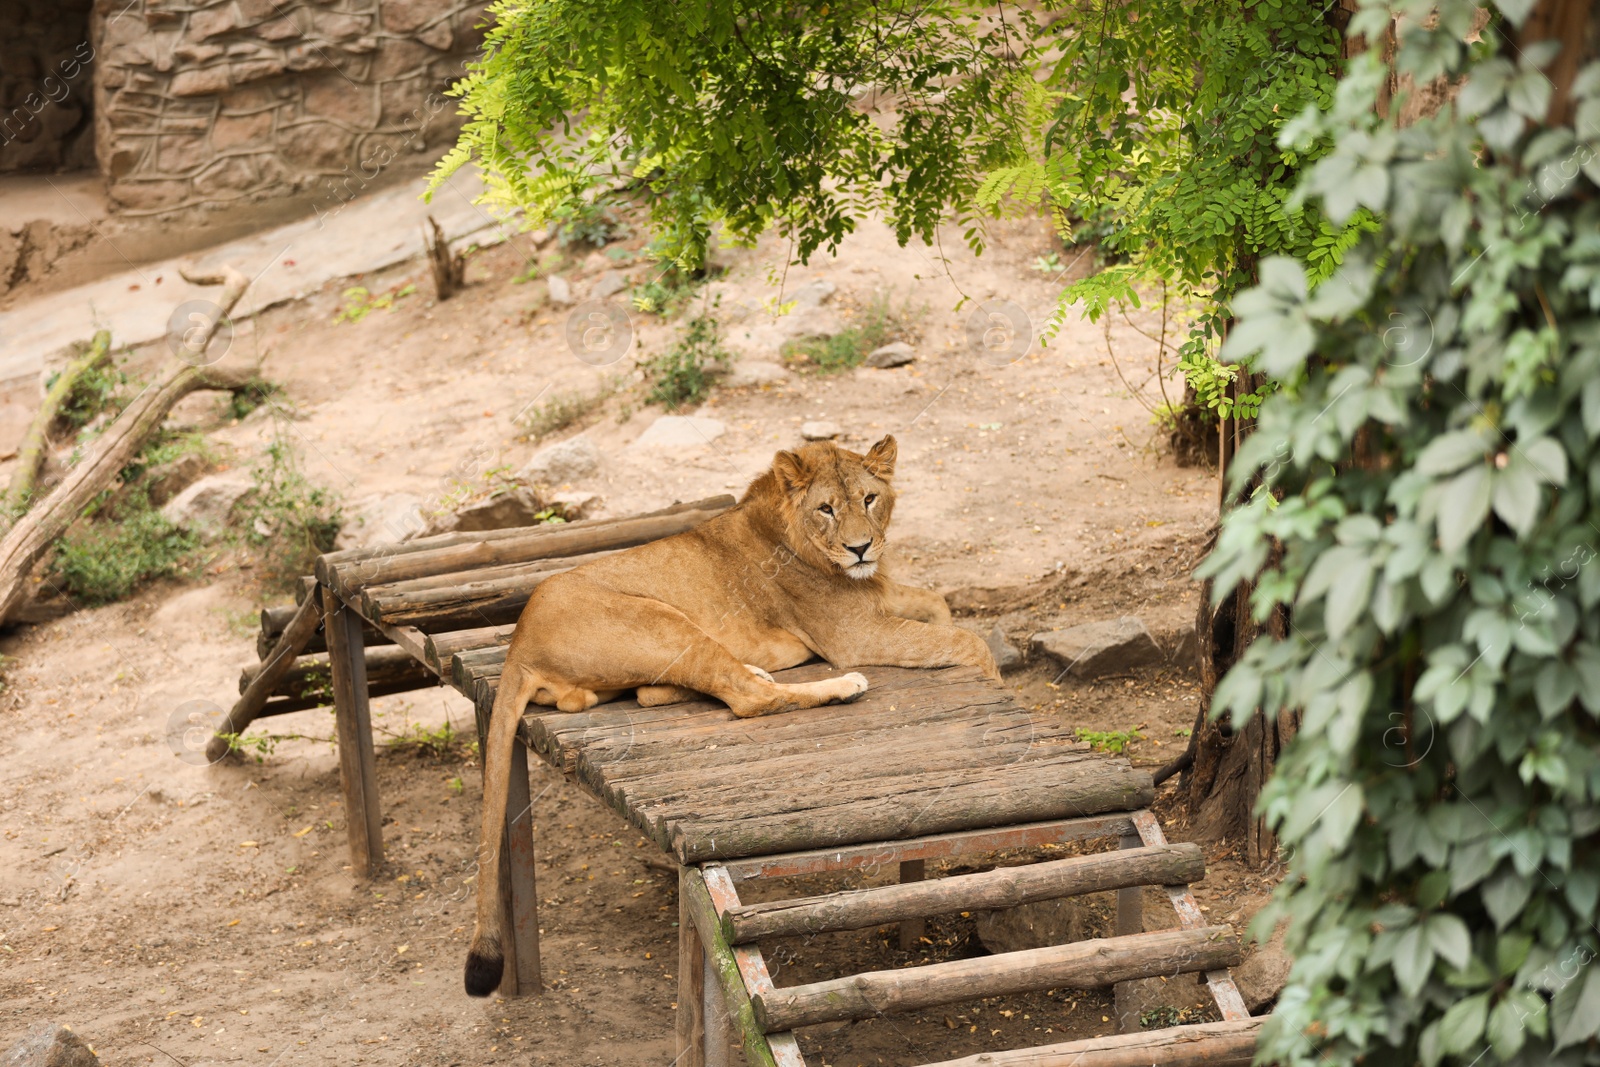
top-left (53, 483), bottom-right (197, 604)
top-left (549, 198), bottom-right (626, 249)
top-left (241, 431), bottom-right (342, 587)
top-left (225, 379), bottom-right (285, 421)
top-left (221, 730), bottom-right (334, 763)
top-left (50, 357), bottom-right (127, 429)
top-left (333, 283), bottom-right (417, 325)
top-left (780, 291), bottom-right (908, 374)
top-left (386, 720), bottom-right (468, 760)
top-left (516, 379), bottom-right (621, 441)
top-left (641, 314), bottom-right (729, 407)
top-left (631, 263), bottom-right (702, 316)
top-left (1030, 252), bottom-right (1066, 275)
top-left (1074, 727), bottom-right (1143, 754)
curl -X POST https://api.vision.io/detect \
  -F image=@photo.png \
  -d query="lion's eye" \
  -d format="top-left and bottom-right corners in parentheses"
top-left (818, 503), bottom-right (834, 516)
top-left (864, 494), bottom-right (877, 506)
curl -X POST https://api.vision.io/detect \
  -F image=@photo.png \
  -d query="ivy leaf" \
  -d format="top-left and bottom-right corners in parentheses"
top-left (1325, 556), bottom-right (1374, 640)
top-left (1520, 437), bottom-right (1568, 484)
top-left (1437, 465), bottom-right (1492, 554)
top-left (1553, 965), bottom-right (1600, 1049)
top-left (1487, 996), bottom-right (1529, 1060)
top-left (1393, 924), bottom-right (1434, 998)
top-left (1481, 867), bottom-right (1532, 930)
top-left (1439, 993), bottom-right (1490, 1056)
top-left (1426, 913), bottom-right (1473, 969)
top-left (1416, 430), bottom-right (1488, 476)
top-left (1491, 462), bottom-right (1541, 536)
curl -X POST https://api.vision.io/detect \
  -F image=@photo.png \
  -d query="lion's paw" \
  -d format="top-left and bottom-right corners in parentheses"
top-left (835, 672), bottom-right (869, 702)
top-left (744, 664), bottom-right (775, 683)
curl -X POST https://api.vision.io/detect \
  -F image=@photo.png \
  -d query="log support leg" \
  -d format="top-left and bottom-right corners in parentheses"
top-left (678, 868), bottom-right (708, 1067)
top-left (1114, 831), bottom-right (1146, 1034)
top-left (325, 587), bottom-right (383, 875)
top-left (500, 741), bottom-right (542, 995)
top-left (897, 858), bottom-right (927, 951)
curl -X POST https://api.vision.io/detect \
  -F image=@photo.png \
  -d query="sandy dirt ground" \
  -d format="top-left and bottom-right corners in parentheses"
top-left (0, 209), bottom-right (1270, 1066)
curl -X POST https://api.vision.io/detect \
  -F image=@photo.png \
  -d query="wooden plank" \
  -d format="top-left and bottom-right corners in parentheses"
top-left (504, 740), bottom-right (541, 995)
top-left (360, 549), bottom-right (617, 598)
top-left (1114, 831), bottom-right (1149, 1034)
top-left (374, 622), bottom-right (430, 666)
top-left (424, 624), bottom-right (517, 674)
top-left (717, 815), bottom-right (1138, 881)
top-left (366, 566), bottom-right (571, 631)
top-left (914, 1019), bottom-right (1263, 1067)
top-left (324, 586), bottom-right (384, 875)
top-left (898, 859), bottom-right (926, 951)
top-left (702, 868), bottom-right (807, 1067)
top-left (681, 869), bottom-right (780, 1067)
top-left (258, 599), bottom-right (390, 658)
top-left (211, 591), bottom-right (323, 762)
top-left (751, 925), bottom-right (1242, 1032)
top-left (319, 495), bottom-right (734, 598)
top-left (678, 867), bottom-right (707, 1067)
top-left (1131, 810), bottom-right (1252, 1022)
top-left (240, 645), bottom-right (430, 699)
top-left (720, 844), bottom-right (1205, 945)
top-left (671, 761), bottom-right (1154, 863)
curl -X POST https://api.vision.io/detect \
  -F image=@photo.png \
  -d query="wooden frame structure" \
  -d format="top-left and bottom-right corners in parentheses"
top-left (225, 498), bottom-right (1264, 1061)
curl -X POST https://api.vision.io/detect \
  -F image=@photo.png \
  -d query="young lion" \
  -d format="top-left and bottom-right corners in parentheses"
top-left (465, 433), bottom-right (998, 996)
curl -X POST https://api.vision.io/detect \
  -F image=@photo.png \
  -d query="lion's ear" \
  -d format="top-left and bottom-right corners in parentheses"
top-left (772, 449), bottom-right (810, 495)
top-left (863, 435), bottom-right (897, 480)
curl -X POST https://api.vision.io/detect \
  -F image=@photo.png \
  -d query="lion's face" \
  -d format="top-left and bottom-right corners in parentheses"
top-left (774, 436), bottom-right (897, 580)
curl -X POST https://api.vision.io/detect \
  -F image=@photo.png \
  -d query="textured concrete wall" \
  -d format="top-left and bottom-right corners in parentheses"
top-left (91, 0), bottom-right (488, 214)
top-left (0, 0), bottom-right (99, 172)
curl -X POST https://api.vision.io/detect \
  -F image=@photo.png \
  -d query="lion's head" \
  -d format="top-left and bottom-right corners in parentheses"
top-left (767, 435), bottom-right (897, 580)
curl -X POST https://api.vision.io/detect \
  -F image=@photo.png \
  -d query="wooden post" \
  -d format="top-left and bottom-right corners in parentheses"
top-left (678, 867), bottom-right (708, 1067)
top-left (503, 740), bottom-right (542, 995)
top-left (1114, 831), bottom-right (1146, 1034)
top-left (324, 586), bottom-right (384, 875)
top-left (897, 859), bottom-right (926, 951)
top-left (704, 950), bottom-right (734, 1067)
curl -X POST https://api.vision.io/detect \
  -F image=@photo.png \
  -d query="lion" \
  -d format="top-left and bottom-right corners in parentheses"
top-left (464, 433), bottom-right (999, 996)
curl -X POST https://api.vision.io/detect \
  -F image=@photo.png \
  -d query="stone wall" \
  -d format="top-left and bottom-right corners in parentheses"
top-left (91, 0), bottom-right (488, 214)
top-left (0, 0), bottom-right (99, 172)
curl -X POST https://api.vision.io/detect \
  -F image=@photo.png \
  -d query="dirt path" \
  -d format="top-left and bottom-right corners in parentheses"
top-left (0, 212), bottom-right (1244, 1066)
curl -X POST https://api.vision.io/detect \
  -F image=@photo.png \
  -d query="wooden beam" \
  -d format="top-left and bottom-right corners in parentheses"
top-left (209, 592), bottom-right (323, 762)
top-left (701, 868), bottom-right (808, 1067)
top-left (898, 859), bottom-right (927, 951)
top-left (914, 1019), bottom-right (1264, 1067)
top-left (721, 843), bottom-right (1204, 945)
top-left (325, 586), bottom-right (384, 875)
top-left (239, 645), bottom-right (433, 704)
top-left (258, 601), bottom-right (390, 658)
top-left (751, 925), bottom-right (1241, 1033)
top-left (424, 624), bottom-right (517, 674)
top-left (679, 869), bottom-right (779, 1067)
top-left (678, 867), bottom-right (708, 1067)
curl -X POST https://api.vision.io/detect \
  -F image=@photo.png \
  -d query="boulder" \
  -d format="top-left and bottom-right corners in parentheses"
top-left (2, 1023), bottom-right (99, 1067)
top-left (446, 486), bottom-right (547, 533)
top-left (723, 360), bottom-right (793, 387)
top-left (520, 435), bottom-right (600, 486)
top-left (1234, 929), bottom-right (1293, 1013)
top-left (159, 473), bottom-right (254, 536)
top-left (1030, 616), bottom-right (1164, 679)
top-left (143, 451), bottom-right (210, 506)
top-left (548, 489), bottom-right (603, 520)
top-left (776, 305), bottom-right (844, 341)
top-left (627, 415), bottom-right (726, 450)
top-left (865, 341), bottom-right (915, 368)
top-left (546, 274), bottom-right (573, 307)
top-left (334, 492), bottom-right (427, 551)
top-left (590, 270), bottom-right (629, 300)
top-left (801, 420), bottom-right (840, 441)
top-left (788, 279), bottom-right (835, 308)
top-left (986, 624), bottom-right (1022, 671)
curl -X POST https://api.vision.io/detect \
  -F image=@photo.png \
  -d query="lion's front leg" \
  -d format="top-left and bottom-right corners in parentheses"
top-left (877, 581), bottom-right (952, 625)
top-left (817, 615), bottom-right (998, 682)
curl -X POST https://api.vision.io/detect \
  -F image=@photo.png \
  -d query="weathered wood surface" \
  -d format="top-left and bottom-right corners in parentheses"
top-left (681, 868), bottom-right (779, 1067)
top-left (456, 663), bottom-right (1155, 864)
top-left (424, 624), bottom-right (516, 674)
top-left (4, 329), bottom-right (111, 518)
top-left (751, 925), bottom-right (1241, 1032)
top-left (326, 588), bottom-right (384, 875)
top-left (917, 1019), bottom-right (1263, 1067)
top-left (317, 496), bottom-right (733, 599)
top-left (209, 592), bottom-right (323, 762)
top-left (700, 868), bottom-right (808, 1067)
top-left (258, 602), bottom-right (390, 658)
top-left (239, 644), bottom-right (436, 712)
top-left (721, 843), bottom-right (1205, 944)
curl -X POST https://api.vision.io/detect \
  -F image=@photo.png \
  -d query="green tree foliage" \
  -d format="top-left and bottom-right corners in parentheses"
top-left (1202, 2), bottom-right (1600, 1062)
top-left (433, 0), bottom-right (1039, 267)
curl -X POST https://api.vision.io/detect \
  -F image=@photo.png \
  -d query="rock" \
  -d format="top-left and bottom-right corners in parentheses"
top-left (865, 341), bottom-right (915, 368)
top-left (446, 486), bottom-right (547, 533)
top-left (723, 360), bottom-right (793, 387)
top-left (1030, 616), bottom-right (1164, 679)
top-left (974, 893), bottom-right (1112, 954)
top-left (546, 275), bottom-right (573, 307)
top-left (144, 451), bottom-right (209, 506)
top-left (800, 420), bottom-right (840, 441)
top-left (520, 435), bottom-right (600, 486)
top-left (2, 1022), bottom-right (100, 1067)
top-left (1234, 929), bottom-right (1293, 1013)
top-left (788, 280), bottom-right (835, 308)
top-left (986, 624), bottom-right (1022, 671)
top-left (626, 415), bottom-right (726, 450)
top-left (159, 474), bottom-right (254, 536)
top-left (1166, 622), bottom-right (1200, 673)
top-left (590, 270), bottom-right (629, 300)
top-left (334, 492), bottom-right (427, 551)
top-left (548, 490), bottom-right (603, 520)
top-left (775, 305), bottom-right (844, 341)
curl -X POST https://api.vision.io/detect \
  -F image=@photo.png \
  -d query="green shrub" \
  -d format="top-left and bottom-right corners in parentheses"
top-left (642, 315), bottom-right (729, 407)
top-left (516, 379), bottom-right (621, 441)
top-left (50, 357), bottom-right (127, 429)
top-left (780, 291), bottom-right (906, 373)
top-left (54, 486), bottom-right (196, 604)
top-left (242, 435), bottom-right (342, 586)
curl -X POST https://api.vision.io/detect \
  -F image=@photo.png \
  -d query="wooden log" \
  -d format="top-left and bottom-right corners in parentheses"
top-left (751, 925), bottom-right (1241, 1032)
top-left (258, 602), bottom-right (390, 658)
top-left (721, 843), bottom-right (1204, 945)
top-left (317, 495), bottom-right (734, 597)
top-left (673, 761), bottom-right (1154, 863)
top-left (0, 266), bottom-right (260, 626)
top-left (326, 587), bottom-right (384, 875)
top-left (678, 867), bottom-right (708, 1067)
top-left (680, 868), bottom-right (779, 1067)
top-left (364, 564), bottom-right (573, 630)
top-left (364, 550), bottom-right (617, 598)
top-left (424, 624), bottom-right (516, 674)
top-left (914, 1019), bottom-right (1263, 1067)
top-left (425, 215), bottom-right (466, 301)
top-left (208, 592), bottom-right (323, 763)
top-left (240, 644), bottom-right (434, 705)
top-left (4, 329), bottom-right (112, 520)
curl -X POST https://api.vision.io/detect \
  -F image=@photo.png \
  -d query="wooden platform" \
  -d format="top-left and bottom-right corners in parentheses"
top-left (224, 499), bottom-right (1259, 1066)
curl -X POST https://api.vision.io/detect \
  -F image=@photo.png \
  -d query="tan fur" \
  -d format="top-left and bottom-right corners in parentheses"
top-left (462, 435), bottom-right (997, 995)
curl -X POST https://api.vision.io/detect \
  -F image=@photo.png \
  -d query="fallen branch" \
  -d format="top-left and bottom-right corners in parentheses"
top-left (0, 266), bottom-right (258, 627)
top-left (4, 330), bottom-right (113, 521)
top-left (425, 216), bottom-right (466, 301)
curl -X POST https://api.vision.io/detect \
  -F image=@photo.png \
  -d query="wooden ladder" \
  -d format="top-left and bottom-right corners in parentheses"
top-left (676, 810), bottom-right (1259, 1067)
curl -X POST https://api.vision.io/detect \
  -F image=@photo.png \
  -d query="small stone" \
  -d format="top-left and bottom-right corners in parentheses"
top-left (590, 270), bottom-right (628, 300)
top-left (986, 624), bottom-right (1022, 671)
top-left (519, 435), bottom-right (600, 486)
top-left (788, 280), bottom-right (835, 308)
top-left (2, 1022), bottom-right (100, 1067)
top-left (1234, 929), bottom-right (1293, 1013)
top-left (627, 415), bottom-right (727, 450)
top-left (445, 487), bottom-right (548, 533)
top-left (143, 451), bottom-right (209, 507)
top-left (548, 490), bottom-right (603, 520)
top-left (159, 474), bottom-right (254, 537)
top-left (333, 492), bottom-right (427, 551)
top-left (864, 341), bottom-right (915, 368)
top-left (1030, 616), bottom-right (1164, 679)
top-left (801, 420), bottom-right (840, 441)
top-left (546, 275), bottom-right (572, 306)
top-left (723, 360), bottom-right (793, 388)
top-left (776, 305), bottom-right (844, 341)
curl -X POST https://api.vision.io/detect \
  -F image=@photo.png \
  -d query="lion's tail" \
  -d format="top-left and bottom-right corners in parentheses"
top-left (464, 662), bottom-right (541, 997)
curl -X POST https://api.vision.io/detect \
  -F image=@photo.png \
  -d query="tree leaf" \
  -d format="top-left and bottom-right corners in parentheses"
top-left (1426, 913), bottom-right (1473, 969)
top-left (1553, 964), bottom-right (1600, 1049)
top-left (1439, 993), bottom-right (1489, 1055)
top-left (1491, 464), bottom-right (1541, 536)
top-left (1416, 430), bottom-right (1489, 476)
top-left (1481, 867), bottom-right (1532, 930)
top-left (1437, 465), bottom-right (1492, 554)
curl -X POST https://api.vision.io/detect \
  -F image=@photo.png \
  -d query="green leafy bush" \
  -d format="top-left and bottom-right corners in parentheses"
top-left (54, 485), bottom-right (195, 604)
top-left (642, 315), bottom-right (729, 407)
top-left (242, 435), bottom-right (342, 587)
top-left (516, 379), bottom-right (621, 441)
top-left (1201, 4), bottom-right (1600, 1062)
top-left (781, 291), bottom-right (905, 373)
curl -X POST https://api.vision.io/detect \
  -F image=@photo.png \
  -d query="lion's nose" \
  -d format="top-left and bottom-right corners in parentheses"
top-left (846, 542), bottom-right (872, 561)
